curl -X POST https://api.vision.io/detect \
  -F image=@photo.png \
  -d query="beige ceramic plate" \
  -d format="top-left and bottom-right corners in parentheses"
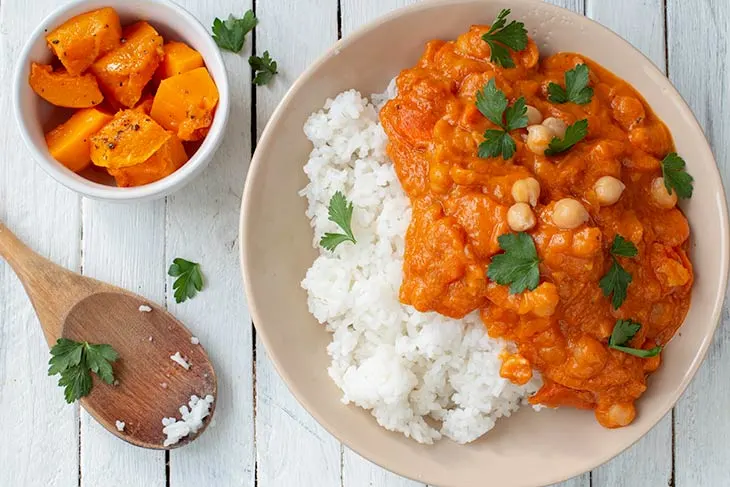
top-left (240, 1), bottom-right (729, 486)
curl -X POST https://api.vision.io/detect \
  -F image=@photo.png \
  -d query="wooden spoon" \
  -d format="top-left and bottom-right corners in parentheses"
top-left (0, 222), bottom-right (217, 449)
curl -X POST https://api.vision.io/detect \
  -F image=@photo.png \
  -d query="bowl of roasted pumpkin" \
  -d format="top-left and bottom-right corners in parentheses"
top-left (14, 0), bottom-right (229, 201)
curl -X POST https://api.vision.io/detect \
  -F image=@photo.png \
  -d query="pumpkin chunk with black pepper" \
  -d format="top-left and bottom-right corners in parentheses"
top-left (45, 7), bottom-right (122, 76)
top-left (91, 21), bottom-right (164, 108)
top-left (90, 109), bottom-right (170, 168)
top-left (29, 63), bottom-right (104, 108)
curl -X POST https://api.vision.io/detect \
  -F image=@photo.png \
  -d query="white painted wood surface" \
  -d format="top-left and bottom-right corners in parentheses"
top-left (0, 0), bottom-right (727, 486)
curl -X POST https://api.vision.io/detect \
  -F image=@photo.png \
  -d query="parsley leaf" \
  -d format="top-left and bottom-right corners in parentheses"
top-left (661, 152), bottom-right (694, 199)
top-left (168, 258), bottom-right (204, 303)
top-left (475, 79), bottom-right (508, 126)
top-left (211, 10), bottom-right (258, 53)
top-left (548, 64), bottom-right (594, 105)
top-left (599, 235), bottom-right (638, 309)
top-left (475, 79), bottom-right (527, 160)
top-left (608, 319), bottom-right (662, 358)
top-left (545, 119), bottom-right (588, 156)
top-left (609, 319), bottom-right (641, 346)
top-left (487, 232), bottom-right (541, 294)
top-left (478, 129), bottom-right (516, 159)
top-left (610, 235), bottom-right (638, 258)
top-left (600, 260), bottom-right (632, 309)
top-left (320, 191), bottom-right (357, 251)
top-left (48, 339), bottom-right (119, 403)
top-left (504, 97), bottom-right (528, 131)
top-left (481, 9), bottom-right (528, 68)
top-left (249, 51), bottom-right (278, 86)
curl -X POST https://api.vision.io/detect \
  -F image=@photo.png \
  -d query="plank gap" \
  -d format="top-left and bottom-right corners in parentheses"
top-left (337, 0), bottom-right (343, 39)
top-left (77, 405), bottom-right (82, 487)
top-left (251, 2), bottom-right (260, 487)
top-left (663, 0), bottom-right (669, 75)
top-left (670, 408), bottom-right (676, 487)
top-left (165, 451), bottom-right (170, 487)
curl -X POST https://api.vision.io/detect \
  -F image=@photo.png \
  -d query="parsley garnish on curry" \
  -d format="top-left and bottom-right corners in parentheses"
top-left (379, 9), bottom-right (694, 428)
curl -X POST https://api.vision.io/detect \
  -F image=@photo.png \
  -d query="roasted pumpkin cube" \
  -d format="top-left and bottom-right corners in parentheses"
top-left (90, 109), bottom-right (171, 168)
top-left (155, 42), bottom-right (205, 80)
top-left (45, 107), bottom-right (113, 172)
top-left (108, 133), bottom-right (188, 187)
top-left (46, 7), bottom-right (122, 76)
top-left (91, 21), bottom-right (164, 108)
top-left (29, 63), bottom-right (103, 108)
top-left (150, 67), bottom-right (219, 141)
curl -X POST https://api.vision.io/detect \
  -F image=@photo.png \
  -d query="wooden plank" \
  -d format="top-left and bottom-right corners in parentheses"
top-left (165, 0), bottom-right (256, 485)
top-left (668, 0), bottom-right (730, 485)
top-left (0, 2), bottom-right (80, 486)
top-left (79, 202), bottom-right (166, 487)
top-left (254, 0), bottom-right (341, 486)
top-left (585, 1), bottom-right (673, 486)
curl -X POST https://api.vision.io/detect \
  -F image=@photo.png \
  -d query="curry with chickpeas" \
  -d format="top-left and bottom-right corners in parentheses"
top-left (380, 9), bottom-right (694, 428)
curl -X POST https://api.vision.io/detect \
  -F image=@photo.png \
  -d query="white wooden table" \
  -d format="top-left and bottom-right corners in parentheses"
top-left (1, 0), bottom-right (727, 485)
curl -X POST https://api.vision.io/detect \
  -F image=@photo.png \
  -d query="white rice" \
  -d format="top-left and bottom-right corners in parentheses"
top-left (170, 351), bottom-right (190, 370)
top-left (162, 394), bottom-right (214, 447)
top-left (300, 89), bottom-right (541, 444)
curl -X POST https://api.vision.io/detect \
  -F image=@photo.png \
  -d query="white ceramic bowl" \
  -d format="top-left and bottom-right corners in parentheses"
top-left (240, 1), bottom-right (729, 486)
top-left (13, 0), bottom-right (230, 202)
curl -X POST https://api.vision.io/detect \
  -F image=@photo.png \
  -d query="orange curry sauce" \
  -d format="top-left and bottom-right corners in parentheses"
top-left (380, 26), bottom-right (693, 428)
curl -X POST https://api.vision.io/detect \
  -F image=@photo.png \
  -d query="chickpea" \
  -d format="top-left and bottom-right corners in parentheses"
top-left (594, 176), bottom-right (626, 206)
top-left (651, 177), bottom-right (678, 208)
top-left (595, 402), bottom-right (636, 428)
top-left (526, 125), bottom-right (553, 155)
top-left (552, 198), bottom-right (589, 229)
top-left (499, 353), bottom-right (533, 386)
top-left (542, 117), bottom-right (568, 139)
top-left (526, 105), bottom-right (543, 125)
top-left (566, 335), bottom-right (608, 379)
top-left (511, 177), bottom-right (541, 207)
top-left (507, 202), bottom-right (536, 232)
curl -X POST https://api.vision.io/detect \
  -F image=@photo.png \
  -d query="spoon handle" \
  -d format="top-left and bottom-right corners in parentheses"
top-left (0, 221), bottom-right (91, 344)
top-left (0, 222), bottom-right (46, 281)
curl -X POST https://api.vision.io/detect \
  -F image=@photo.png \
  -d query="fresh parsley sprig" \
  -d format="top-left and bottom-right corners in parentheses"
top-left (481, 9), bottom-right (528, 68)
top-left (250, 51), bottom-right (278, 86)
top-left (548, 64), bottom-right (594, 105)
top-left (608, 319), bottom-right (662, 358)
top-left (599, 235), bottom-right (637, 309)
top-left (48, 339), bottom-right (119, 403)
top-left (475, 79), bottom-right (528, 159)
top-left (661, 152), bottom-right (694, 199)
top-left (212, 10), bottom-right (258, 53)
top-left (545, 119), bottom-right (588, 156)
top-left (320, 192), bottom-right (357, 251)
top-left (487, 232), bottom-right (541, 294)
top-left (168, 258), bottom-right (204, 303)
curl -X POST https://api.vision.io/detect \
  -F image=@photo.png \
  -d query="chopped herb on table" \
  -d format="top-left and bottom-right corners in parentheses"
top-left (608, 319), bottom-right (662, 358)
top-left (249, 51), bottom-right (278, 86)
top-left (487, 232), bottom-right (540, 294)
top-left (48, 339), bottom-right (119, 403)
top-left (475, 79), bottom-right (528, 160)
top-left (544, 119), bottom-right (588, 155)
top-left (211, 10), bottom-right (258, 53)
top-left (548, 64), bottom-right (594, 105)
top-left (320, 191), bottom-right (357, 251)
top-left (481, 9), bottom-right (528, 68)
top-left (599, 235), bottom-right (637, 309)
top-left (168, 258), bottom-right (204, 303)
top-left (661, 152), bottom-right (694, 199)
